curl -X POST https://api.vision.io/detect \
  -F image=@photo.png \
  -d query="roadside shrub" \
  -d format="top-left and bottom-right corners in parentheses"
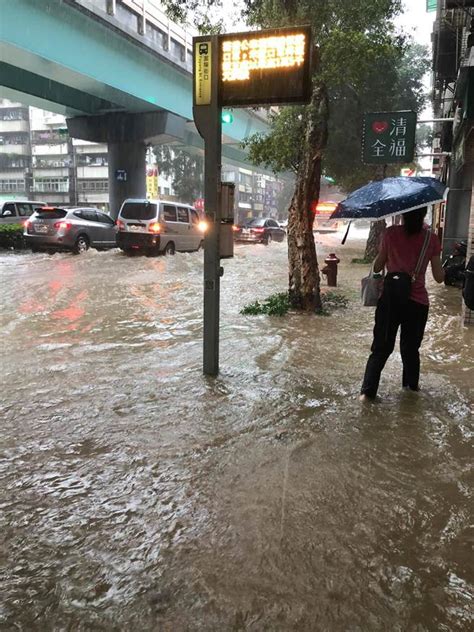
top-left (241, 292), bottom-right (290, 316)
top-left (0, 224), bottom-right (25, 250)
top-left (241, 290), bottom-right (349, 317)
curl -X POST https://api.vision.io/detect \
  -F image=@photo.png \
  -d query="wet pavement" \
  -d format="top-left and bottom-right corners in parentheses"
top-left (0, 233), bottom-right (473, 631)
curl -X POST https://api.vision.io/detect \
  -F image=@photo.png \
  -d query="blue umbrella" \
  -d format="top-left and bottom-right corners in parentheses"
top-left (331, 176), bottom-right (446, 221)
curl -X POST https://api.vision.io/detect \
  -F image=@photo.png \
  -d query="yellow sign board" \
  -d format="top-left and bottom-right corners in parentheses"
top-left (194, 40), bottom-right (212, 105)
top-left (146, 167), bottom-right (158, 199)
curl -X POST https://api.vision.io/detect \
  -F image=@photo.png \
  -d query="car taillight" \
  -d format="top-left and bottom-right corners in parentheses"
top-left (252, 227), bottom-right (265, 233)
top-left (148, 222), bottom-right (161, 233)
top-left (54, 221), bottom-right (71, 230)
top-left (23, 219), bottom-right (31, 228)
top-left (116, 219), bottom-right (125, 230)
top-left (232, 225), bottom-right (240, 232)
top-left (198, 220), bottom-right (208, 233)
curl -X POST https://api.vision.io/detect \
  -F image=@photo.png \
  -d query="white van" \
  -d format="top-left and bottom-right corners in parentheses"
top-left (0, 200), bottom-right (47, 224)
top-left (116, 199), bottom-right (204, 255)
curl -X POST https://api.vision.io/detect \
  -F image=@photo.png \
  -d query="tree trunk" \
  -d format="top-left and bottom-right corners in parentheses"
top-left (287, 82), bottom-right (328, 311)
top-left (364, 165), bottom-right (386, 261)
top-left (364, 219), bottom-right (386, 261)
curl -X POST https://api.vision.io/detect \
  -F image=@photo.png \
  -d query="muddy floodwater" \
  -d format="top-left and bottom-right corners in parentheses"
top-left (1, 232), bottom-right (473, 631)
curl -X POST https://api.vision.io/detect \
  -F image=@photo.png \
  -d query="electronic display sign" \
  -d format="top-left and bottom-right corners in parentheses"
top-left (218, 26), bottom-right (312, 107)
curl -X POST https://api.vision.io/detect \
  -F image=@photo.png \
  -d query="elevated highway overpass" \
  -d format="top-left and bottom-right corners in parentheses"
top-left (0, 0), bottom-right (270, 214)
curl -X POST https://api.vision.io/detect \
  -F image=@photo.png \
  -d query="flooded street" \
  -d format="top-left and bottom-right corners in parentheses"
top-left (1, 234), bottom-right (473, 631)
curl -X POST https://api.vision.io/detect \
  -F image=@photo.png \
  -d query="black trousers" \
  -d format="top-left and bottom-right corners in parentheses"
top-left (361, 296), bottom-right (429, 398)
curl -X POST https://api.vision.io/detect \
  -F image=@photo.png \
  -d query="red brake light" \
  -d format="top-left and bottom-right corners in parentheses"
top-left (148, 222), bottom-right (161, 233)
top-left (252, 227), bottom-right (265, 233)
top-left (54, 221), bottom-right (71, 230)
top-left (116, 219), bottom-right (125, 230)
top-left (23, 219), bottom-right (31, 227)
top-left (232, 225), bottom-right (240, 232)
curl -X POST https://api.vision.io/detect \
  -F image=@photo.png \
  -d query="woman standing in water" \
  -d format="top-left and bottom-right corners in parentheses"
top-left (360, 207), bottom-right (445, 401)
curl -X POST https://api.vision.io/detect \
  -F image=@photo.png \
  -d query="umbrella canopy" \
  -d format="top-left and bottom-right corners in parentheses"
top-left (331, 176), bottom-right (446, 221)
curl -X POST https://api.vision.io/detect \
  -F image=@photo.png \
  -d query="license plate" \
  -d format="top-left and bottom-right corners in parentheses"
top-left (34, 225), bottom-right (48, 233)
top-left (129, 225), bottom-right (146, 232)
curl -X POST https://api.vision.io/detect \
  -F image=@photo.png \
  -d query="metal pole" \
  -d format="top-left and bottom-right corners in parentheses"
top-left (417, 118), bottom-right (454, 124)
top-left (203, 37), bottom-right (222, 376)
top-left (193, 35), bottom-right (222, 376)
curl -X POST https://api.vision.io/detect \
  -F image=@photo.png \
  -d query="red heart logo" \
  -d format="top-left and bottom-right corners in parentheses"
top-left (372, 121), bottom-right (389, 134)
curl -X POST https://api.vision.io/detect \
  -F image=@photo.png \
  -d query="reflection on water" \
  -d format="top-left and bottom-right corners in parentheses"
top-left (0, 237), bottom-right (472, 630)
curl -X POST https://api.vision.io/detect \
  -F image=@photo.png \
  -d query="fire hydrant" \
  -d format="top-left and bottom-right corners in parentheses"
top-left (322, 253), bottom-right (340, 287)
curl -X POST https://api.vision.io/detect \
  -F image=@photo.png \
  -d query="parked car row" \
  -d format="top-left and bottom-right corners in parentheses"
top-left (1, 198), bottom-right (286, 255)
top-left (17, 199), bottom-right (206, 256)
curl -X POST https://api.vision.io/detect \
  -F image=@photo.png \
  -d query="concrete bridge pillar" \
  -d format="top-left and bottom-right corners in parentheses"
top-left (67, 111), bottom-right (185, 218)
top-left (108, 142), bottom-right (147, 217)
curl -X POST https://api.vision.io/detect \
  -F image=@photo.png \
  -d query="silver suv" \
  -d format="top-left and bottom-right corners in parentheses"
top-left (24, 206), bottom-right (117, 254)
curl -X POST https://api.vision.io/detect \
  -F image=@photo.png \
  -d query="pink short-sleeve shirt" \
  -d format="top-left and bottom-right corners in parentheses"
top-left (379, 225), bottom-right (441, 305)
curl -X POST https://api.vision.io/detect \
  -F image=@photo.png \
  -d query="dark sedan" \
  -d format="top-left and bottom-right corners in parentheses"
top-left (233, 218), bottom-right (286, 245)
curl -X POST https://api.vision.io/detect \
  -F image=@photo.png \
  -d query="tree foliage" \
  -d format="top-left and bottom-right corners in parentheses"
top-left (154, 145), bottom-right (203, 203)
top-left (161, 0), bottom-right (224, 33)
top-left (244, 35), bottom-right (429, 193)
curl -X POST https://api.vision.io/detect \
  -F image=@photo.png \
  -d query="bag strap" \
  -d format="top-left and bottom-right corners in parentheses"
top-left (412, 229), bottom-right (431, 281)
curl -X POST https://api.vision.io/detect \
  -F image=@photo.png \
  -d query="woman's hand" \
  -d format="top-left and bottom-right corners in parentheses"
top-left (431, 255), bottom-right (445, 283)
top-left (373, 250), bottom-right (387, 274)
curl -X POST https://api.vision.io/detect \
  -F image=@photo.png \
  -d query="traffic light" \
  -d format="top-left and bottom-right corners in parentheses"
top-left (221, 111), bottom-right (234, 124)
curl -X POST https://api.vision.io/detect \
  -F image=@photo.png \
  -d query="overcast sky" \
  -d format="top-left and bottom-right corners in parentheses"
top-left (396, 0), bottom-right (435, 48)
top-left (217, 0), bottom-right (436, 40)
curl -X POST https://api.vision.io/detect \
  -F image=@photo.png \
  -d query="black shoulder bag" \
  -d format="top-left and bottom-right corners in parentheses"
top-left (383, 229), bottom-right (431, 307)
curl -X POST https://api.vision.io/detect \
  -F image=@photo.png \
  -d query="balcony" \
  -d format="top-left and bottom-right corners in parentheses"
top-left (0, 144), bottom-right (29, 155)
top-left (0, 119), bottom-right (29, 132)
top-left (76, 166), bottom-right (108, 178)
top-left (33, 167), bottom-right (70, 178)
top-left (32, 144), bottom-right (68, 156)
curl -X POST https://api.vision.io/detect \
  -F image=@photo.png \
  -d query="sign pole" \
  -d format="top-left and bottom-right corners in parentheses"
top-left (193, 35), bottom-right (222, 376)
top-left (193, 26), bottom-right (313, 376)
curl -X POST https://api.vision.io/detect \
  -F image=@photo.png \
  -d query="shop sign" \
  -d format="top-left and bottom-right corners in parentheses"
top-left (362, 111), bottom-right (417, 164)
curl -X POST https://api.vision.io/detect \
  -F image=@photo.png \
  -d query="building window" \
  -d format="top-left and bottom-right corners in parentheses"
top-left (77, 180), bottom-right (109, 192)
top-left (0, 108), bottom-right (28, 121)
top-left (0, 133), bottom-right (29, 145)
top-left (31, 130), bottom-right (66, 144)
top-left (34, 177), bottom-right (69, 192)
top-left (33, 157), bottom-right (70, 168)
top-left (0, 179), bottom-right (25, 192)
top-left (239, 172), bottom-right (253, 186)
top-left (76, 154), bottom-right (108, 167)
top-left (0, 155), bottom-right (30, 169)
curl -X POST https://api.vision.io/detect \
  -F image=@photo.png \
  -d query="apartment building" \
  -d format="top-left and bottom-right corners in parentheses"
top-left (0, 100), bottom-right (32, 199)
top-left (431, 0), bottom-right (474, 323)
top-left (221, 167), bottom-right (283, 224)
top-left (0, 99), bottom-right (110, 209)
